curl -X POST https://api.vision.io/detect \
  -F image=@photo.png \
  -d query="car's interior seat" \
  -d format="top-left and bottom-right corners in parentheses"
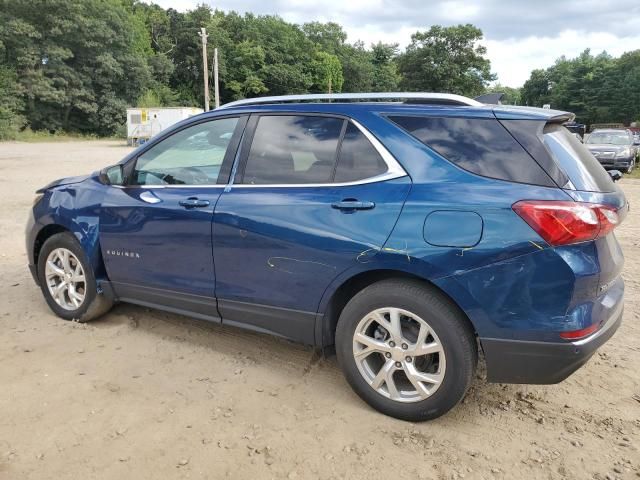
top-left (245, 147), bottom-right (295, 184)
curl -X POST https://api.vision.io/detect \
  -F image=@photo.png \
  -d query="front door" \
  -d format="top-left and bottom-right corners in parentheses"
top-left (213, 114), bottom-right (411, 342)
top-left (99, 116), bottom-right (245, 317)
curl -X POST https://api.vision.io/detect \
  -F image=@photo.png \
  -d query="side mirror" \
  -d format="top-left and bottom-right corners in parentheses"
top-left (608, 170), bottom-right (623, 182)
top-left (99, 164), bottom-right (124, 186)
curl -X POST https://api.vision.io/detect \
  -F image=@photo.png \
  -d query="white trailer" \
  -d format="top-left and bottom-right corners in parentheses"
top-left (126, 107), bottom-right (204, 146)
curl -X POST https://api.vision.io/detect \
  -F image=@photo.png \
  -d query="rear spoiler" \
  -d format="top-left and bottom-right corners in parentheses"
top-left (476, 94), bottom-right (576, 123)
top-left (548, 112), bottom-right (575, 123)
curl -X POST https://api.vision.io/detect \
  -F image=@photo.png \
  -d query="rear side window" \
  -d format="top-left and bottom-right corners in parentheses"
top-left (242, 115), bottom-right (343, 184)
top-left (334, 123), bottom-right (387, 182)
top-left (389, 116), bottom-right (555, 187)
top-left (543, 124), bottom-right (614, 192)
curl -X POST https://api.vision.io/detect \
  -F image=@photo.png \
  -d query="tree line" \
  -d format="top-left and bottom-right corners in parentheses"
top-left (521, 49), bottom-right (640, 126)
top-left (0, 0), bottom-right (492, 138)
top-left (0, 0), bottom-right (638, 139)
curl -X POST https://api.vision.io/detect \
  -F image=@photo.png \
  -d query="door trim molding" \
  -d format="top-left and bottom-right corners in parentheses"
top-left (111, 282), bottom-right (220, 321)
top-left (218, 298), bottom-right (316, 345)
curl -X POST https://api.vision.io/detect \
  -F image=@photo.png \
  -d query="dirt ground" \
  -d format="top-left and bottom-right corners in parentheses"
top-left (0, 140), bottom-right (639, 480)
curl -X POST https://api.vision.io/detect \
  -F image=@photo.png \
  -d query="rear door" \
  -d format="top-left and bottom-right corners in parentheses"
top-left (212, 114), bottom-right (411, 343)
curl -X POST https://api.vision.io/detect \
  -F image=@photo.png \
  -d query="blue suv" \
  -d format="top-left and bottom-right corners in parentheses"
top-left (26, 93), bottom-right (627, 421)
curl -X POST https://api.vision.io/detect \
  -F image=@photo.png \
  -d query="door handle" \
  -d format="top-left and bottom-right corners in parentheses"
top-left (179, 197), bottom-right (210, 209)
top-left (331, 199), bottom-right (376, 211)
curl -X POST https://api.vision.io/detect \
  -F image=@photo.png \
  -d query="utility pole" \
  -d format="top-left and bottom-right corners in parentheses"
top-left (213, 47), bottom-right (220, 108)
top-left (198, 27), bottom-right (210, 111)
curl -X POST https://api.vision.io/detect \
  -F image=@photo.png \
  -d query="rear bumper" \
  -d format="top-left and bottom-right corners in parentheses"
top-left (481, 300), bottom-right (623, 384)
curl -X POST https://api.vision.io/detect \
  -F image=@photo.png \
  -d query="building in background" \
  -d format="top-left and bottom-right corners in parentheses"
top-left (126, 107), bottom-right (203, 146)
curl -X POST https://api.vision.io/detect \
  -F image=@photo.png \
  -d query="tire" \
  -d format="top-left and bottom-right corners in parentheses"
top-left (335, 279), bottom-right (477, 421)
top-left (627, 157), bottom-right (635, 174)
top-left (37, 232), bottom-right (113, 322)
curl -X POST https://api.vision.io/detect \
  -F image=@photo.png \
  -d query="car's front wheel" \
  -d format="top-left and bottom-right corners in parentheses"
top-left (37, 232), bottom-right (113, 322)
top-left (336, 279), bottom-right (477, 421)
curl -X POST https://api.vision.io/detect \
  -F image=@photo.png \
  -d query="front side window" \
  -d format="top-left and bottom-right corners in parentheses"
top-left (242, 115), bottom-right (343, 184)
top-left (133, 117), bottom-right (239, 185)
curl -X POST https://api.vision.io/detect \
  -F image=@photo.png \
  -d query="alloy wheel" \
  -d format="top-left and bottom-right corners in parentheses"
top-left (45, 248), bottom-right (86, 311)
top-left (352, 307), bottom-right (446, 403)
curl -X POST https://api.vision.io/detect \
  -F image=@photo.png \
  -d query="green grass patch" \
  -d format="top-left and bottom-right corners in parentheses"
top-left (9, 128), bottom-right (125, 143)
top-left (11, 128), bottom-right (105, 143)
top-left (625, 167), bottom-right (640, 180)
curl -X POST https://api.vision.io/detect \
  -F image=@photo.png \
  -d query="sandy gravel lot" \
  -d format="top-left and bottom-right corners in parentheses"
top-left (1, 140), bottom-right (639, 480)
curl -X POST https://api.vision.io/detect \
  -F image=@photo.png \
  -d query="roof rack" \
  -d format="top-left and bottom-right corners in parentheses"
top-left (218, 92), bottom-right (483, 109)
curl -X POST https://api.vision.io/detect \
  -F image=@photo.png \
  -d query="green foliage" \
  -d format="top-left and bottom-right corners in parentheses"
top-left (339, 42), bottom-right (375, 92)
top-left (4, 0), bottom-right (638, 137)
top-left (310, 51), bottom-right (343, 93)
top-left (0, 3), bottom-right (501, 137)
top-left (521, 49), bottom-right (640, 125)
top-left (137, 85), bottom-right (179, 107)
top-left (370, 43), bottom-right (401, 91)
top-left (0, 0), bottom-right (153, 135)
top-left (302, 22), bottom-right (347, 55)
top-left (0, 66), bottom-right (26, 140)
top-left (397, 24), bottom-right (495, 96)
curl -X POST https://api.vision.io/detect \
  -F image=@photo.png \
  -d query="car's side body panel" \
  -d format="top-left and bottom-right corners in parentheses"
top-left (28, 178), bottom-right (109, 282)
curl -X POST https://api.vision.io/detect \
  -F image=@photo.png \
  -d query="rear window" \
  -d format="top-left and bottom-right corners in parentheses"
top-left (334, 123), bottom-right (387, 182)
top-left (389, 116), bottom-right (555, 187)
top-left (543, 124), bottom-right (614, 192)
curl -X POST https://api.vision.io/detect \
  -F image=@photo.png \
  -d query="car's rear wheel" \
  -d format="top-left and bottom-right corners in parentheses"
top-left (37, 232), bottom-right (113, 322)
top-left (336, 279), bottom-right (477, 421)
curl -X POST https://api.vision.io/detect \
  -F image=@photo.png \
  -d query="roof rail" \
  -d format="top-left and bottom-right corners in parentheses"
top-left (218, 92), bottom-right (483, 109)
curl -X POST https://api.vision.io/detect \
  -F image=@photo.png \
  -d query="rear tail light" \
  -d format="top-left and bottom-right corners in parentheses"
top-left (512, 200), bottom-right (620, 246)
top-left (559, 323), bottom-right (601, 340)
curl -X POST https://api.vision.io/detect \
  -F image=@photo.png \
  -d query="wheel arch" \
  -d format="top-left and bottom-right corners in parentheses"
top-left (32, 219), bottom-right (108, 283)
top-left (315, 267), bottom-right (479, 348)
top-left (33, 224), bottom-right (70, 269)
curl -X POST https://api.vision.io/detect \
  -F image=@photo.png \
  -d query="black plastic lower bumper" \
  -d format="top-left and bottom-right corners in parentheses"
top-left (481, 307), bottom-right (623, 384)
top-left (28, 263), bottom-right (39, 286)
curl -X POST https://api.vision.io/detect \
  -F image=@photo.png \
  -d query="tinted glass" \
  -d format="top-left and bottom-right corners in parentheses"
top-left (334, 123), bottom-right (387, 182)
top-left (389, 116), bottom-right (555, 187)
top-left (500, 119), bottom-right (568, 187)
top-left (543, 124), bottom-right (614, 192)
top-left (133, 117), bottom-right (239, 185)
top-left (243, 115), bottom-right (343, 184)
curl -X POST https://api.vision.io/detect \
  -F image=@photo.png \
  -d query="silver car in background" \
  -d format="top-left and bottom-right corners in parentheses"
top-left (585, 129), bottom-right (639, 173)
